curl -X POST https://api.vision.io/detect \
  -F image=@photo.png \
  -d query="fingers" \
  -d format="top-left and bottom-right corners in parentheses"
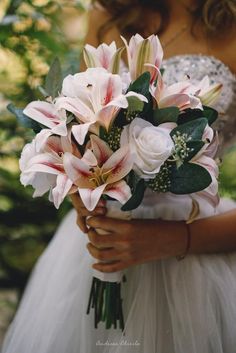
top-left (87, 243), bottom-right (123, 262)
top-left (76, 214), bottom-right (88, 233)
top-left (92, 260), bottom-right (131, 273)
top-left (87, 228), bottom-right (128, 250)
top-left (87, 216), bottom-right (128, 232)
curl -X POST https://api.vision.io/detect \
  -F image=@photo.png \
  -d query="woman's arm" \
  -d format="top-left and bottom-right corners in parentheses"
top-left (85, 209), bottom-right (236, 273)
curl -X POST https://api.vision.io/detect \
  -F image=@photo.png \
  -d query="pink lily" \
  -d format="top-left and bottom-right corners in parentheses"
top-left (83, 41), bottom-right (124, 74)
top-left (122, 34), bottom-right (163, 82)
top-left (23, 101), bottom-right (67, 138)
top-left (55, 68), bottom-right (147, 145)
top-left (151, 68), bottom-right (202, 110)
top-left (195, 76), bottom-right (223, 106)
top-left (63, 135), bottom-right (133, 211)
top-left (20, 132), bottom-right (78, 208)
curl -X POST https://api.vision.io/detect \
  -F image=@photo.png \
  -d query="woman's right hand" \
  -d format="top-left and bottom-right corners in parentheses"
top-left (70, 193), bottom-right (107, 233)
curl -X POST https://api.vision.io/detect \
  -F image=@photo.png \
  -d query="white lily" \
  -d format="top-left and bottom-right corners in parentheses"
top-left (23, 101), bottom-right (67, 137)
top-left (63, 135), bottom-right (134, 211)
top-left (20, 132), bottom-right (78, 208)
top-left (195, 76), bottom-right (223, 106)
top-left (83, 41), bottom-right (124, 74)
top-left (151, 68), bottom-right (202, 110)
top-left (55, 68), bottom-right (147, 145)
top-left (122, 34), bottom-right (163, 82)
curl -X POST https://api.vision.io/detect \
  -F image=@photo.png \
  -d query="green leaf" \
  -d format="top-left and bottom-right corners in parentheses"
top-left (45, 57), bottom-right (62, 99)
top-left (128, 72), bottom-right (151, 97)
top-left (121, 179), bottom-right (146, 211)
top-left (171, 117), bottom-right (208, 141)
top-left (127, 96), bottom-right (144, 112)
top-left (7, 104), bottom-right (42, 133)
top-left (185, 140), bottom-right (205, 161)
top-left (202, 106), bottom-right (218, 125)
top-left (153, 106), bottom-right (180, 125)
top-left (177, 108), bottom-right (203, 125)
top-left (170, 163), bottom-right (212, 194)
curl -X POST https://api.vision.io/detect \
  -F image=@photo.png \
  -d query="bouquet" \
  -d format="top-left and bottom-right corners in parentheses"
top-left (9, 34), bottom-right (222, 330)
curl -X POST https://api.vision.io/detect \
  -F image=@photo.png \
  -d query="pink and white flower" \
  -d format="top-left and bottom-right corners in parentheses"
top-left (195, 76), bottom-right (223, 106)
top-left (83, 41), bottom-right (124, 74)
top-left (122, 34), bottom-right (163, 82)
top-left (151, 69), bottom-right (202, 110)
top-left (20, 131), bottom-right (77, 208)
top-left (63, 135), bottom-right (134, 211)
top-left (23, 101), bottom-right (67, 138)
top-left (55, 68), bottom-right (147, 145)
top-left (121, 118), bottom-right (175, 179)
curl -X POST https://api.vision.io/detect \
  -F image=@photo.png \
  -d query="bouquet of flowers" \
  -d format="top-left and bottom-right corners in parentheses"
top-left (9, 34), bottom-right (222, 330)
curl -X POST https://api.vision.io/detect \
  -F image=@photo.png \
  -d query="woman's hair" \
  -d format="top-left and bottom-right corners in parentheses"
top-left (93, 0), bottom-right (236, 41)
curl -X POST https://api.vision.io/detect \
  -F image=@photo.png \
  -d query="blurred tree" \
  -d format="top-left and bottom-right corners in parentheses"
top-left (0, 0), bottom-right (90, 295)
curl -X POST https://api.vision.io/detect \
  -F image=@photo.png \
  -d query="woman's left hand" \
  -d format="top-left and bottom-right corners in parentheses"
top-left (86, 216), bottom-right (188, 272)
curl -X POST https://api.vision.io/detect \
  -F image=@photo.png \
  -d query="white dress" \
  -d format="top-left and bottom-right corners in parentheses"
top-left (2, 55), bottom-right (236, 353)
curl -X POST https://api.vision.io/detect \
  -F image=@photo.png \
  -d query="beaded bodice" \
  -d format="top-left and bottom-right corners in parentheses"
top-left (162, 54), bottom-right (236, 154)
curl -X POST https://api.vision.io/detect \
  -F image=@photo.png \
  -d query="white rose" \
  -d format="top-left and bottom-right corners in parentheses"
top-left (120, 118), bottom-right (175, 179)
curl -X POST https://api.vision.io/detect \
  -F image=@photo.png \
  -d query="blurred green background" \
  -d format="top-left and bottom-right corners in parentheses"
top-left (0, 0), bottom-right (236, 341)
top-left (0, 0), bottom-right (90, 339)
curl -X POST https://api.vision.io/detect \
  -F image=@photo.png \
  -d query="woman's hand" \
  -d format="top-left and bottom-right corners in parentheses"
top-left (70, 194), bottom-right (107, 233)
top-left (86, 216), bottom-right (188, 272)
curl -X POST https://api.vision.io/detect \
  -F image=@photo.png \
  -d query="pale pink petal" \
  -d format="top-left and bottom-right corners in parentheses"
top-left (125, 91), bottom-right (148, 103)
top-left (104, 146), bottom-right (134, 184)
top-left (104, 180), bottom-right (132, 204)
top-left (35, 129), bottom-right (53, 152)
top-left (23, 101), bottom-right (62, 128)
top-left (90, 135), bottom-right (113, 166)
top-left (44, 135), bottom-right (63, 155)
top-left (25, 153), bottom-right (63, 175)
top-left (52, 174), bottom-right (73, 209)
top-left (71, 122), bottom-right (94, 145)
top-left (63, 152), bottom-right (91, 183)
top-left (97, 105), bottom-right (120, 131)
top-left (55, 97), bottom-right (94, 124)
top-left (81, 148), bottom-right (98, 167)
top-left (159, 94), bottom-right (191, 110)
top-left (52, 121), bottom-right (68, 136)
top-left (79, 184), bottom-right (107, 211)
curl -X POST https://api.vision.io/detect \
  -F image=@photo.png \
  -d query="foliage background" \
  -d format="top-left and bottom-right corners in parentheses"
top-left (0, 0), bottom-right (89, 299)
top-left (0, 0), bottom-right (235, 338)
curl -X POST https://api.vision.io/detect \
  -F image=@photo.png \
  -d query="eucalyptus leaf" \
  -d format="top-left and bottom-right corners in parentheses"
top-left (121, 179), bottom-right (146, 211)
top-left (128, 72), bottom-right (151, 98)
top-left (170, 163), bottom-right (212, 194)
top-left (153, 106), bottom-right (180, 125)
top-left (185, 140), bottom-right (205, 161)
top-left (127, 96), bottom-right (144, 112)
top-left (7, 104), bottom-right (42, 133)
top-left (45, 57), bottom-right (62, 100)
top-left (203, 106), bottom-right (218, 125)
top-left (171, 117), bottom-right (208, 141)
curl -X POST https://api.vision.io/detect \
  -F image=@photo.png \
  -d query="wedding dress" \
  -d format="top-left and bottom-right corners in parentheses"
top-left (1, 54), bottom-right (236, 353)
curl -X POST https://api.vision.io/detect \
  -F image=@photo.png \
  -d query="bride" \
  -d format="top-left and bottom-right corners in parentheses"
top-left (2, 1), bottom-right (236, 352)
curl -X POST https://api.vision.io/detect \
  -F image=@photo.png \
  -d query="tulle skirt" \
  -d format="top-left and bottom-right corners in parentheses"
top-left (2, 192), bottom-right (236, 353)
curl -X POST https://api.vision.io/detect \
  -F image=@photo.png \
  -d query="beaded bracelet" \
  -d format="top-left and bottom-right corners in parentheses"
top-left (176, 222), bottom-right (191, 261)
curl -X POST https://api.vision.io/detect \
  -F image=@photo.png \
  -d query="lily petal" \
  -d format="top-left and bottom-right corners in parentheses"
top-left (104, 145), bottom-right (134, 184)
top-left (90, 135), bottom-right (113, 166)
top-left (79, 184), bottom-right (107, 211)
top-left (63, 152), bottom-right (91, 183)
top-left (104, 180), bottom-right (132, 204)
top-left (52, 174), bottom-right (73, 209)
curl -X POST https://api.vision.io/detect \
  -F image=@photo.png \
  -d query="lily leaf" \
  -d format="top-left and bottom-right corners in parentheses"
top-left (170, 162), bottom-right (212, 194)
top-left (45, 57), bottom-right (62, 100)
